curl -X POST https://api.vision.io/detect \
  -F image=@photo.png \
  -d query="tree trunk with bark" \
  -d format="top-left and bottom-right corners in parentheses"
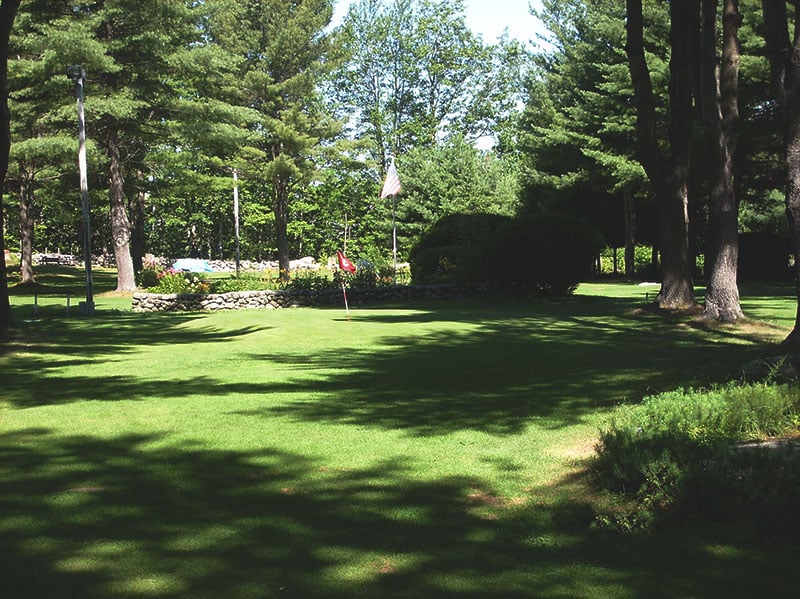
top-left (273, 173), bottom-right (290, 281)
top-left (625, 0), bottom-right (696, 310)
top-left (761, 1), bottom-right (800, 347)
top-left (18, 162), bottom-right (34, 285)
top-left (107, 129), bottom-right (136, 292)
top-left (701, 0), bottom-right (743, 322)
top-left (0, 0), bottom-right (20, 333)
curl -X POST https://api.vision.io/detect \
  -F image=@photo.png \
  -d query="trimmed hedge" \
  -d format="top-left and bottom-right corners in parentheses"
top-left (409, 212), bottom-right (601, 296)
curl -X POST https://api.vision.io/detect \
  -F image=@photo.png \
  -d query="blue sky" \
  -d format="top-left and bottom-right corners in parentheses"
top-left (332, 0), bottom-right (549, 48)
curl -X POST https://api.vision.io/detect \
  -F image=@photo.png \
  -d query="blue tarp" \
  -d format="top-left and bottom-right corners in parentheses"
top-left (172, 258), bottom-right (213, 273)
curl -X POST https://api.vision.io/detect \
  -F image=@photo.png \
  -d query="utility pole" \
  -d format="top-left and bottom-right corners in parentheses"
top-left (67, 65), bottom-right (94, 315)
top-left (233, 168), bottom-right (240, 277)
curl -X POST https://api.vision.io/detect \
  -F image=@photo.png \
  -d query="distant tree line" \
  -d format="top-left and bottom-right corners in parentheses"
top-left (2, 1), bottom-right (800, 345)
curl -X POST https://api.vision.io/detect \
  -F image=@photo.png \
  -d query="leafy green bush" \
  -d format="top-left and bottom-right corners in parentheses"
top-left (633, 245), bottom-right (655, 276)
top-left (136, 267), bottom-right (160, 289)
top-left (410, 244), bottom-right (492, 285)
top-left (210, 272), bottom-right (276, 293)
top-left (693, 448), bottom-right (800, 518)
top-left (350, 262), bottom-right (378, 288)
top-left (150, 273), bottom-right (194, 294)
top-left (409, 212), bottom-right (601, 296)
top-left (409, 213), bottom-right (505, 286)
top-left (593, 383), bottom-right (800, 531)
top-left (393, 263), bottom-right (411, 285)
top-left (150, 270), bottom-right (210, 294)
top-left (280, 270), bottom-right (337, 292)
top-left (495, 212), bottom-right (602, 296)
top-left (342, 258), bottom-right (410, 287)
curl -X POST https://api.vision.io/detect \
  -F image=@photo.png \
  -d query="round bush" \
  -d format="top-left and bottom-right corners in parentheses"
top-left (136, 267), bottom-right (160, 289)
top-left (409, 211), bottom-right (600, 296)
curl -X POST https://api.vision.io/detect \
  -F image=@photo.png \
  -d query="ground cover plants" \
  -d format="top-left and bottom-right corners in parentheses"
top-left (593, 383), bottom-right (800, 531)
top-left (2, 268), bottom-right (800, 597)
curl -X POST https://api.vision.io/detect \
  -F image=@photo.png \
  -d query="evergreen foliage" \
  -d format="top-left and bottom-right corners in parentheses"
top-left (409, 210), bottom-right (600, 296)
top-left (519, 0), bottom-right (662, 249)
top-left (0, 0), bottom-right (793, 299)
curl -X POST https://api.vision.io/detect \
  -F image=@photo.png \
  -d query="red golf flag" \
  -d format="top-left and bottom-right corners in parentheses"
top-left (337, 250), bottom-right (357, 273)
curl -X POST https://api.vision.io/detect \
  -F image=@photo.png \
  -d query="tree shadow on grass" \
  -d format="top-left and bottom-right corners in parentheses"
top-left (2, 428), bottom-right (797, 598)
top-left (6, 265), bottom-right (121, 296)
top-left (4, 312), bottom-right (270, 358)
top-left (1, 312), bottom-right (274, 406)
top-left (239, 302), bottom-right (765, 436)
top-left (0, 307), bottom-right (271, 365)
top-left (2, 373), bottom-right (266, 407)
top-left (0, 295), bottom-right (775, 433)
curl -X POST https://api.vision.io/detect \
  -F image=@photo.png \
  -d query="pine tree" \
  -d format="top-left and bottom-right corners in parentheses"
top-left (12, 1), bottom-right (201, 291)
top-left (0, 0), bottom-right (20, 333)
top-left (205, 0), bottom-right (339, 279)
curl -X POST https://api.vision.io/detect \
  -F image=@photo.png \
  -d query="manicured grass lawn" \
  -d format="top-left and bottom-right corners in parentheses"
top-left (2, 270), bottom-right (799, 597)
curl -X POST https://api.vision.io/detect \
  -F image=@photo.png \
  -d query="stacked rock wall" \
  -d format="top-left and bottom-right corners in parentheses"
top-left (132, 285), bottom-right (493, 312)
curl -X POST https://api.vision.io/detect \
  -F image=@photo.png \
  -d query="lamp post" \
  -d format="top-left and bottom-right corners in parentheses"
top-left (67, 65), bottom-right (94, 315)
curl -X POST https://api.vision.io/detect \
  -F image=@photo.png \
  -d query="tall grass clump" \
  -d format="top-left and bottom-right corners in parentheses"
top-left (593, 383), bottom-right (800, 531)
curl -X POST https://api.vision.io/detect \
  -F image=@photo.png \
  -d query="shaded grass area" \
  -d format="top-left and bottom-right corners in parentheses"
top-left (3, 429), bottom-right (799, 599)
top-left (5, 265), bottom-right (131, 318)
top-left (3, 294), bottom-right (762, 430)
top-left (6, 264), bottom-right (119, 295)
top-left (2, 275), bottom-right (800, 596)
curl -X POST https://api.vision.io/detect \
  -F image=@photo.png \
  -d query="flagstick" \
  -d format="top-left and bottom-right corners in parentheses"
top-left (340, 281), bottom-right (351, 322)
top-left (391, 194), bottom-right (397, 284)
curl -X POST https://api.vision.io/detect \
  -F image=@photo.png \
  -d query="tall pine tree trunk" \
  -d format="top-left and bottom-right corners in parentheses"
top-left (626, 0), bottom-right (696, 309)
top-left (702, 0), bottom-right (743, 322)
top-left (0, 0), bottom-right (20, 333)
top-left (273, 173), bottom-right (290, 281)
top-left (107, 129), bottom-right (136, 292)
top-left (762, 1), bottom-right (800, 347)
top-left (18, 162), bottom-right (34, 285)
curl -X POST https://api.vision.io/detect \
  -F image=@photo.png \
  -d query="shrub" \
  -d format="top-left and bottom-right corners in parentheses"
top-left (409, 213), bottom-right (505, 285)
top-left (409, 212), bottom-right (600, 296)
top-left (494, 213), bottom-right (602, 296)
top-left (350, 262), bottom-right (378, 288)
top-left (150, 269), bottom-right (209, 294)
top-left (150, 272), bottom-right (194, 294)
top-left (598, 245), bottom-right (659, 277)
top-left (410, 244), bottom-right (492, 285)
top-left (367, 259), bottom-right (405, 286)
top-left (210, 272), bottom-right (276, 293)
top-left (280, 270), bottom-right (337, 292)
top-left (633, 245), bottom-right (657, 278)
top-left (592, 383), bottom-right (800, 531)
top-left (738, 232), bottom-right (792, 281)
top-left (393, 263), bottom-right (411, 285)
top-left (136, 267), bottom-right (161, 289)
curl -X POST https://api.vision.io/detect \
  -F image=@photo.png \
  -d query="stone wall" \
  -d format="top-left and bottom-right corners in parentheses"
top-left (132, 284), bottom-right (493, 312)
